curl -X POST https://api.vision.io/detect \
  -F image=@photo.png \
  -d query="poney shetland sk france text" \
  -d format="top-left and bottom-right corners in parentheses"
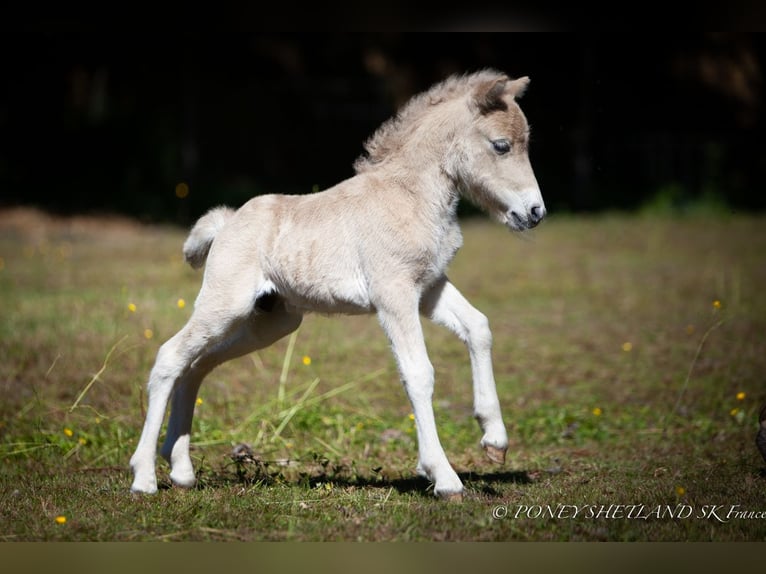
top-left (491, 504), bottom-right (766, 523)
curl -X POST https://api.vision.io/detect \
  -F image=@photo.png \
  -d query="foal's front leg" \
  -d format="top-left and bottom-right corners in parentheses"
top-left (421, 277), bottom-right (509, 464)
top-left (376, 294), bottom-right (464, 500)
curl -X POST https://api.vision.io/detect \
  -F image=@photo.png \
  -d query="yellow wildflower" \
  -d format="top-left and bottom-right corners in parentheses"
top-left (302, 355), bottom-right (311, 366)
top-left (128, 303), bottom-right (137, 313)
top-left (622, 342), bottom-right (633, 352)
top-left (675, 486), bottom-right (686, 496)
top-left (63, 428), bottom-right (73, 438)
top-left (177, 298), bottom-right (186, 309)
top-left (195, 397), bottom-right (203, 406)
top-left (730, 408), bottom-right (739, 417)
top-left (55, 516), bottom-right (67, 525)
top-left (713, 300), bottom-right (722, 309)
top-left (736, 392), bottom-right (746, 401)
top-left (408, 413), bottom-right (415, 421)
top-left (144, 329), bottom-right (153, 339)
top-left (592, 407), bottom-right (603, 417)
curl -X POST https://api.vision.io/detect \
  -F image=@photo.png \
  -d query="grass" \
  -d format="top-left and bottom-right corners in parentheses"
top-left (1, 207), bottom-right (765, 541)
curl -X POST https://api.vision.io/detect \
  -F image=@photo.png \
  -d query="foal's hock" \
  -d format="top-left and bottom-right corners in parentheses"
top-left (130, 69), bottom-right (545, 500)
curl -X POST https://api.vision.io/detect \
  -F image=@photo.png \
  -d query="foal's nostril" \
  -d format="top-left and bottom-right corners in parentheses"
top-left (529, 204), bottom-right (545, 226)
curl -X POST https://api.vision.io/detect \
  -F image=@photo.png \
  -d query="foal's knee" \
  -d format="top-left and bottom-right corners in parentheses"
top-left (466, 309), bottom-right (492, 352)
top-left (402, 362), bottom-right (436, 401)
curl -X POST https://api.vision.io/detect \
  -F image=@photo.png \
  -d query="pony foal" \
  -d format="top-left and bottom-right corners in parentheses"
top-left (130, 69), bottom-right (545, 500)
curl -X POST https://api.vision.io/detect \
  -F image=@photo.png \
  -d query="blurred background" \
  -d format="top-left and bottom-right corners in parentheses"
top-left (1, 31), bottom-right (764, 224)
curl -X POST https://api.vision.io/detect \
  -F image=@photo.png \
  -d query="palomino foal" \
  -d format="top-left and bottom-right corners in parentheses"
top-left (130, 70), bottom-right (545, 500)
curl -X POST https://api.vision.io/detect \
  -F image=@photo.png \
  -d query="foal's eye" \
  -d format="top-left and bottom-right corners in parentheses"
top-left (491, 139), bottom-right (511, 155)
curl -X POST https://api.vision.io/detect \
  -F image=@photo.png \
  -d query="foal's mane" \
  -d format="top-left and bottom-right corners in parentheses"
top-left (353, 69), bottom-right (506, 173)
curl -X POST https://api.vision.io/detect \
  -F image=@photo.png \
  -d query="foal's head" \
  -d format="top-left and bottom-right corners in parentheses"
top-left (449, 73), bottom-right (545, 231)
top-left (355, 70), bottom-right (545, 231)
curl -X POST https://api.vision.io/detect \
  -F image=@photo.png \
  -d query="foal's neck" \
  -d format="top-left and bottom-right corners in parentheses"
top-left (382, 161), bottom-right (461, 224)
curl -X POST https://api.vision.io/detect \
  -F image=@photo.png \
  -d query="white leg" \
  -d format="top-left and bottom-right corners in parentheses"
top-left (161, 368), bottom-right (205, 489)
top-left (130, 327), bottom-right (197, 494)
top-left (159, 304), bottom-right (302, 489)
top-left (377, 293), bottom-right (463, 500)
top-left (130, 300), bottom-right (302, 494)
top-left (421, 277), bottom-right (508, 464)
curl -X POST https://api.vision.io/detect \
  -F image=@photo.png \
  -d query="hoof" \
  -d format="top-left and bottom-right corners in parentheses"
top-left (169, 472), bottom-right (196, 489)
top-left (130, 480), bottom-right (158, 495)
top-left (437, 491), bottom-right (463, 503)
top-left (484, 444), bottom-right (507, 465)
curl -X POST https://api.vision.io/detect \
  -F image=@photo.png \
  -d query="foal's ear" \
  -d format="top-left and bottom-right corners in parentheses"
top-left (508, 76), bottom-right (530, 99)
top-left (475, 75), bottom-right (530, 114)
top-left (475, 77), bottom-right (509, 115)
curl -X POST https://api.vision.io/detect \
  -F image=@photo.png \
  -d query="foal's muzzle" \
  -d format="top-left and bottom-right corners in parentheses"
top-left (509, 203), bottom-right (546, 230)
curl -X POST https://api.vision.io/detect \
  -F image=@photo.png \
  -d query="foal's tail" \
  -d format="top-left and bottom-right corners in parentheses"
top-left (183, 206), bottom-right (236, 269)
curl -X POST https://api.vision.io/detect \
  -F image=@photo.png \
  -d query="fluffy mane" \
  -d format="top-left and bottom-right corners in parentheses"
top-left (353, 69), bottom-right (507, 173)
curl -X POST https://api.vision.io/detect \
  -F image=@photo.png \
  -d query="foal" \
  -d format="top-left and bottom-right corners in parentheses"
top-left (130, 70), bottom-right (545, 500)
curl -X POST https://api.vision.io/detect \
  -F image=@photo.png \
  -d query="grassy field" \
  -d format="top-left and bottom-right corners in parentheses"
top-left (1, 207), bottom-right (765, 541)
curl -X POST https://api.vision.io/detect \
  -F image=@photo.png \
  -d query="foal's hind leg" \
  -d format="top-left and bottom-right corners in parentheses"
top-left (130, 300), bottom-right (301, 494)
top-left (160, 302), bottom-right (302, 489)
top-left (130, 319), bottom-right (209, 494)
top-left (421, 276), bottom-right (509, 464)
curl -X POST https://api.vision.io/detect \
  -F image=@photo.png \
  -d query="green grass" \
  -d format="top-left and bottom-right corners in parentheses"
top-left (1, 208), bottom-right (765, 541)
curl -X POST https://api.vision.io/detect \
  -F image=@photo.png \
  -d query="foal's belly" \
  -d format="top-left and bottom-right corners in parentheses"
top-left (264, 276), bottom-right (376, 316)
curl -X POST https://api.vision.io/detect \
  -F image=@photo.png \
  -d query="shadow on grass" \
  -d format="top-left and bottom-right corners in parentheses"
top-left (183, 464), bottom-right (534, 499)
top-left (302, 468), bottom-right (533, 497)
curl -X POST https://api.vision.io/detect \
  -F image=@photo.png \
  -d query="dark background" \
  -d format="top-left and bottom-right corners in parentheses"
top-left (1, 32), bottom-right (764, 224)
